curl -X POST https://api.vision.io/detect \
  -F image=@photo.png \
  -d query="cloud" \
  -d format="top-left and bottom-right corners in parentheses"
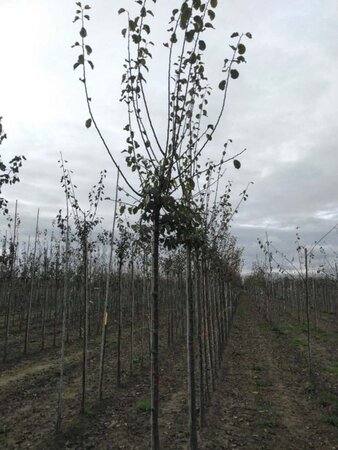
top-left (1, 0), bottom-right (338, 275)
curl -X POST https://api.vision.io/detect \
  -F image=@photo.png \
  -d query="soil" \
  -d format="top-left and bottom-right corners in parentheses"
top-left (1, 296), bottom-right (337, 449)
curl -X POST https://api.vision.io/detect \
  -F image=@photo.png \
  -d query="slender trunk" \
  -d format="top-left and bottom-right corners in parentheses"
top-left (41, 282), bottom-right (48, 350)
top-left (186, 246), bottom-right (198, 449)
top-left (81, 231), bottom-right (89, 414)
top-left (195, 255), bottom-right (205, 427)
top-left (130, 257), bottom-right (135, 376)
top-left (117, 259), bottom-right (122, 387)
top-left (56, 191), bottom-right (70, 432)
top-left (24, 209), bottom-right (39, 355)
top-left (151, 206), bottom-right (160, 450)
top-left (304, 248), bottom-right (312, 376)
top-left (3, 200), bottom-right (18, 362)
top-left (98, 172), bottom-right (119, 400)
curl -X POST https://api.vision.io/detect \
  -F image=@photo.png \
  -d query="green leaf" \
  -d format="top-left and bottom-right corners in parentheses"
top-left (118, 8), bottom-right (126, 14)
top-left (210, 0), bottom-right (218, 8)
top-left (198, 40), bottom-right (206, 51)
top-left (170, 33), bottom-right (177, 44)
top-left (246, 32), bottom-right (253, 39)
top-left (238, 43), bottom-right (246, 55)
top-left (230, 69), bottom-right (239, 79)
top-left (231, 32), bottom-right (239, 38)
top-left (189, 52), bottom-right (197, 64)
top-left (132, 34), bottom-right (141, 44)
top-left (85, 118), bottom-right (92, 128)
top-left (207, 10), bottom-right (215, 21)
top-left (180, 5), bottom-right (192, 30)
top-left (88, 60), bottom-right (94, 69)
top-left (233, 159), bottom-right (241, 169)
top-left (80, 27), bottom-right (87, 38)
top-left (85, 45), bottom-right (92, 55)
top-left (186, 30), bottom-right (195, 42)
top-left (218, 80), bottom-right (226, 91)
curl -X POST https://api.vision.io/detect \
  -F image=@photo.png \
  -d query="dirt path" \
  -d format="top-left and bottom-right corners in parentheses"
top-left (199, 296), bottom-right (338, 450)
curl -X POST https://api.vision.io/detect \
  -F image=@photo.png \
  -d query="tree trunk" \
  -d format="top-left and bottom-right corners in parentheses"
top-left (186, 246), bottom-right (198, 449)
top-left (151, 206), bottom-right (160, 450)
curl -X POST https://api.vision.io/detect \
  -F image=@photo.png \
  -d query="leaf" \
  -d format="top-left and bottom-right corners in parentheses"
top-left (246, 32), bottom-right (253, 39)
top-left (233, 159), bottom-right (241, 169)
top-left (85, 45), bottom-right (92, 55)
top-left (132, 33), bottom-right (141, 43)
top-left (88, 60), bottom-right (94, 69)
top-left (238, 43), bottom-right (246, 55)
top-left (85, 118), bottom-right (92, 128)
top-left (218, 80), bottom-right (226, 91)
top-left (208, 10), bottom-right (215, 21)
top-left (230, 32), bottom-right (239, 38)
top-left (185, 30), bottom-right (195, 42)
top-left (170, 33), bottom-right (177, 43)
top-left (73, 61), bottom-right (80, 70)
top-left (118, 8), bottom-right (126, 14)
top-left (180, 4), bottom-right (192, 30)
top-left (80, 27), bottom-right (87, 38)
top-left (210, 0), bottom-right (218, 8)
top-left (198, 40), bottom-right (206, 51)
top-left (230, 69), bottom-right (239, 79)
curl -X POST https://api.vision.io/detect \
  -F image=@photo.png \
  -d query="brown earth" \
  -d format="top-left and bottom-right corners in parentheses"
top-left (1, 296), bottom-right (337, 449)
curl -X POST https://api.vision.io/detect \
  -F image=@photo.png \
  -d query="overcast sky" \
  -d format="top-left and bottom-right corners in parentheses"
top-left (1, 0), bottom-right (338, 273)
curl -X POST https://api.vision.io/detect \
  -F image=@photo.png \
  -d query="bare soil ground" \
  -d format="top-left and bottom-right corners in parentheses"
top-left (1, 296), bottom-right (337, 449)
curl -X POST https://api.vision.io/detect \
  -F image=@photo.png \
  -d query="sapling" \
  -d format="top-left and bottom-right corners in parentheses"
top-left (72, 1), bottom-right (251, 447)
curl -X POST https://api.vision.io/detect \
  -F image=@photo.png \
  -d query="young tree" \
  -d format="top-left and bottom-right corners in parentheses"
top-left (72, 1), bottom-right (251, 447)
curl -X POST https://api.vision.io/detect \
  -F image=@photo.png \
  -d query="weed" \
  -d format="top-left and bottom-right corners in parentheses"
top-left (281, 322), bottom-right (307, 334)
top-left (289, 338), bottom-right (306, 347)
top-left (304, 381), bottom-right (316, 393)
top-left (252, 362), bottom-right (264, 372)
top-left (324, 364), bottom-right (338, 376)
top-left (0, 424), bottom-right (8, 434)
top-left (314, 329), bottom-right (335, 344)
top-left (135, 399), bottom-right (151, 412)
top-left (322, 415), bottom-right (338, 427)
top-left (262, 417), bottom-right (278, 428)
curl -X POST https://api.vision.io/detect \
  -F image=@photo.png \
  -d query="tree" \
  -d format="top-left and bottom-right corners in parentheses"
top-left (72, 1), bottom-right (251, 447)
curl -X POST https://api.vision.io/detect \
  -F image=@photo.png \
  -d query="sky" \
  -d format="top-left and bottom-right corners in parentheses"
top-left (1, 0), bottom-right (338, 273)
